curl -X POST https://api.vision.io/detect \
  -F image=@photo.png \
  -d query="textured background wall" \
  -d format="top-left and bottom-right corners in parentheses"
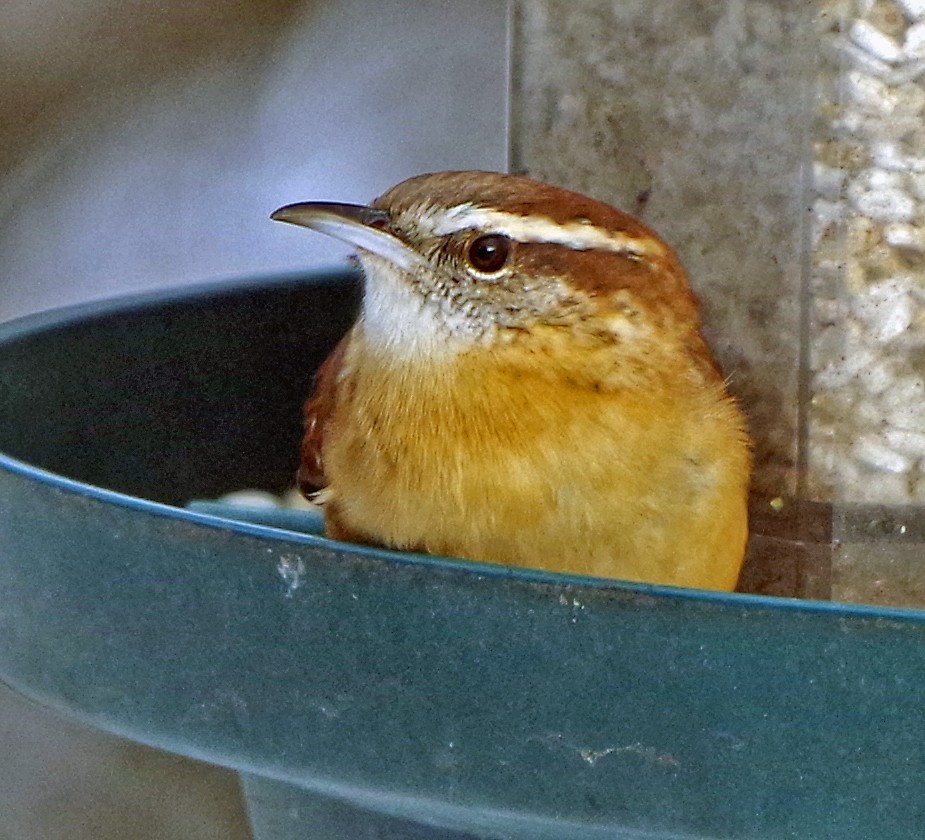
top-left (511, 0), bottom-right (925, 510)
top-left (511, 0), bottom-right (817, 500)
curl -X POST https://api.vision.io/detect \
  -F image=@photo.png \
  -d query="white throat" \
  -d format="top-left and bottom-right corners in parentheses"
top-left (357, 251), bottom-right (486, 360)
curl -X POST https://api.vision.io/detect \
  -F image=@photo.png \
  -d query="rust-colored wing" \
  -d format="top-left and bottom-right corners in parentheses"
top-left (297, 333), bottom-right (350, 496)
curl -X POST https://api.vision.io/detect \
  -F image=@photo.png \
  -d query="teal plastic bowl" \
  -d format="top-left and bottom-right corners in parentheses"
top-left (1, 271), bottom-right (924, 840)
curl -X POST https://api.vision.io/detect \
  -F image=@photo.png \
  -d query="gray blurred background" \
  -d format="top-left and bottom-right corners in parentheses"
top-left (0, 1), bottom-right (506, 836)
top-left (0, 0), bottom-right (507, 321)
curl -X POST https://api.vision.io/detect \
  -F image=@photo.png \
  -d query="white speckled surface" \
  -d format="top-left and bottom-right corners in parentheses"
top-left (809, 0), bottom-right (925, 504)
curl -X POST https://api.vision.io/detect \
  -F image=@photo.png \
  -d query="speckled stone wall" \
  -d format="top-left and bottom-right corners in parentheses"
top-left (510, 0), bottom-right (818, 500)
top-left (511, 0), bottom-right (925, 512)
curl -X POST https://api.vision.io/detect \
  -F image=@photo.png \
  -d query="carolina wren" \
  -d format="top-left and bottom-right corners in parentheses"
top-left (272, 171), bottom-right (750, 591)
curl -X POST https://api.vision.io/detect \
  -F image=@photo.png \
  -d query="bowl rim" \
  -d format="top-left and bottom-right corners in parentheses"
top-left (2, 270), bottom-right (924, 624)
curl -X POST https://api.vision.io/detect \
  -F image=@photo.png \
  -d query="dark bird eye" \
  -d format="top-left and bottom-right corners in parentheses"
top-left (465, 234), bottom-right (511, 274)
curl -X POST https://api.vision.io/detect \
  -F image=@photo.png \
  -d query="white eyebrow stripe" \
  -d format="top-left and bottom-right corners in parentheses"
top-left (429, 205), bottom-right (666, 258)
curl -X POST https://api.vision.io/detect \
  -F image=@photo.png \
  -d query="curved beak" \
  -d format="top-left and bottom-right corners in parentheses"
top-left (271, 201), bottom-right (423, 271)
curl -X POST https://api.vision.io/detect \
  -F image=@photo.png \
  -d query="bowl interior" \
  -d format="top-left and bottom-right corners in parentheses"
top-left (0, 271), bottom-right (360, 506)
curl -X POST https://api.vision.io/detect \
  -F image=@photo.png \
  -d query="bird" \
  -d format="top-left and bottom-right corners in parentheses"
top-left (271, 170), bottom-right (750, 591)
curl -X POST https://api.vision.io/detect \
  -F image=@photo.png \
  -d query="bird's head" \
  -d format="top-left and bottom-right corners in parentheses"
top-left (272, 170), bottom-right (703, 360)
